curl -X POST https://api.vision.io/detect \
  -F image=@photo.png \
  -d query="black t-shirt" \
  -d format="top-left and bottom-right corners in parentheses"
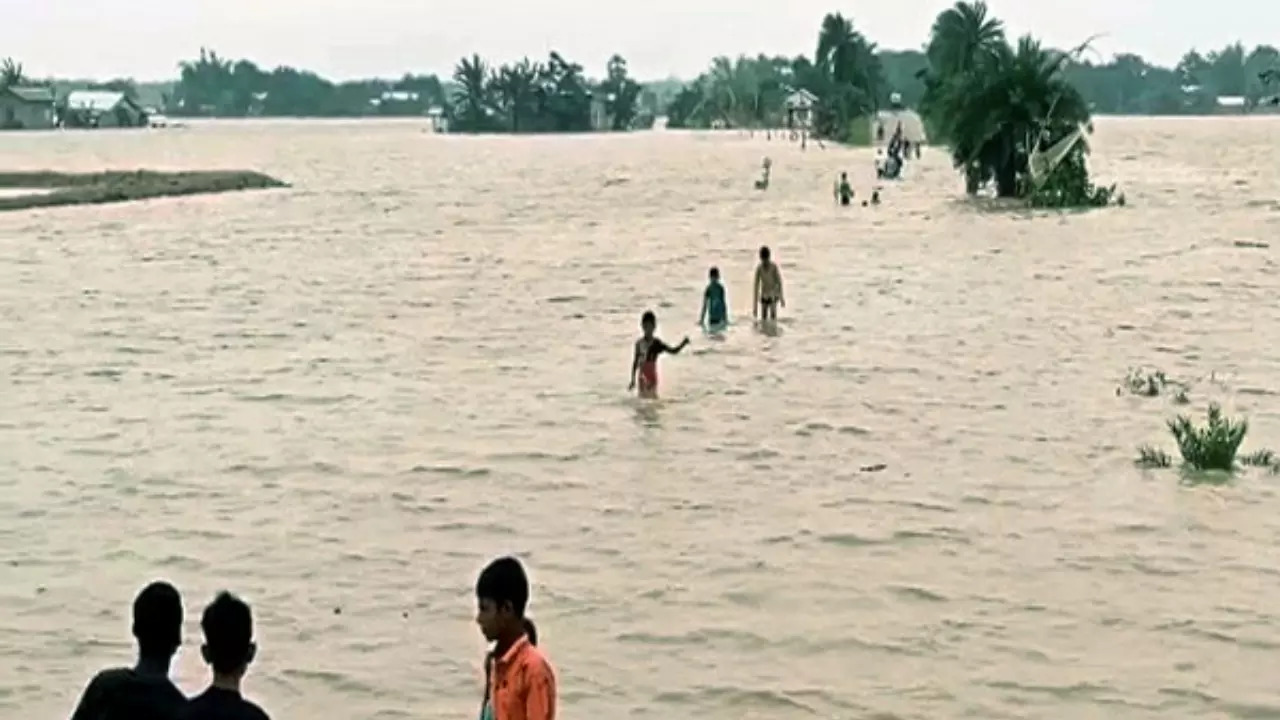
top-left (182, 687), bottom-right (272, 720)
top-left (69, 666), bottom-right (187, 720)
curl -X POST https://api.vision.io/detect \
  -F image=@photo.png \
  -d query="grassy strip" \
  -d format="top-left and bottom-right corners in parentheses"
top-left (0, 170), bottom-right (288, 212)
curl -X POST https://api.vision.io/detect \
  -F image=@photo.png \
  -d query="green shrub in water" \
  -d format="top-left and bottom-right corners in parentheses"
top-left (1168, 403), bottom-right (1247, 471)
top-left (1135, 403), bottom-right (1280, 474)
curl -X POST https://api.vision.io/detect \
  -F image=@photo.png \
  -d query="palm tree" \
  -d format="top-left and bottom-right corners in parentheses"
top-left (451, 54), bottom-right (492, 132)
top-left (1, 57), bottom-right (26, 88)
top-left (924, 1), bottom-right (1005, 79)
top-left (491, 58), bottom-right (539, 132)
top-left (816, 12), bottom-right (883, 108)
top-left (942, 36), bottom-right (1092, 197)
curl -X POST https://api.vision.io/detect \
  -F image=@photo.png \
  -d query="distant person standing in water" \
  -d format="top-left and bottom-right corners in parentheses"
top-left (753, 245), bottom-right (785, 321)
top-left (834, 172), bottom-right (854, 206)
top-left (629, 311), bottom-right (690, 398)
top-left (476, 556), bottom-right (557, 720)
top-left (69, 580), bottom-right (187, 720)
top-left (699, 267), bottom-right (729, 330)
top-left (183, 591), bottom-right (271, 720)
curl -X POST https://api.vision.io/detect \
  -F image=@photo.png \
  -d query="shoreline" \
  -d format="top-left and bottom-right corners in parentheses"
top-left (0, 170), bottom-right (288, 213)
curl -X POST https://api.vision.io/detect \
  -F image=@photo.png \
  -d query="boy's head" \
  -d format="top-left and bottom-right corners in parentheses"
top-left (200, 591), bottom-right (256, 678)
top-left (708, 266), bottom-right (720, 281)
top-left (475, 556), bottom-right (529, 642)
top-left (132, 580), bottom-right (183, 659)
top-left (759, 245), bottom-right (771, 263)
top-left (640, 310), bottom-right (656, 336)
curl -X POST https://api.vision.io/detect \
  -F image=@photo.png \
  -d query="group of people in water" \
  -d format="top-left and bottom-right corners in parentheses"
top-left (69, 556), bottom-right (554, 720)
top-left (628, 245), bottom-right (785, 399)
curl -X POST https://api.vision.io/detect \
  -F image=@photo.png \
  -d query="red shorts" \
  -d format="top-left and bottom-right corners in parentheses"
top-left (638, 361), bottom-right (658, 394)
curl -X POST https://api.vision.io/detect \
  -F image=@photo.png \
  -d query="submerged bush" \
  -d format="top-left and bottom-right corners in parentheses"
top-left (1120, 367), bottom-right (1190, 404)
top-left (1136, 402), bottom-right (1278, 474)
top-left (1168, 404), bottom-right (1247, 471)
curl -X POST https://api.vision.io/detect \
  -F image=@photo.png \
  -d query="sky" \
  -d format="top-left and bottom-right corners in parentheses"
top-left (2, 0), bottom-right (1277, 82)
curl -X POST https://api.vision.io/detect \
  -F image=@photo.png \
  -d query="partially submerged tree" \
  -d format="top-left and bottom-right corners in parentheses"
top-left (919, 2), bottom-right (1116, 206)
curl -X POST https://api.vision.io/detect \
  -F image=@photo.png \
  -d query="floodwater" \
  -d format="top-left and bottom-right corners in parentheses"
top-left (3, 117), bottom-right (1280, 720)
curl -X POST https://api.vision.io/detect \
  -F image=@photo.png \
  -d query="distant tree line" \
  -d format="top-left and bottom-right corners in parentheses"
top-left (3, 31), bottom-right (1278, 133)
top-left (448, 52), bottom-right (650, 133)
top-left (664, 35), bottom-right (1280, 134)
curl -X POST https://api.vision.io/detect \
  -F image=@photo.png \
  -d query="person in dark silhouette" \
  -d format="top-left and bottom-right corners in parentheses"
top-left (69, 580), bottom-right (187, 720)
top-left (183, 592), bottom-right (271, 720)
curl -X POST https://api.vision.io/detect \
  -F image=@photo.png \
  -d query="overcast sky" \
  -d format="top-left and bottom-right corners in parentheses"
top-left (2, 0), bottom-right (1276, 82)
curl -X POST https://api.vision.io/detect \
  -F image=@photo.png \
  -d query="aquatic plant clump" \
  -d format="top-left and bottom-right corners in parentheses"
top-left (0, 170), bottom-right (288, 212)
top-left (1135, 403), bottom-right (1279, 474)
top-left (1119, 367), bottom-right (1190, 404)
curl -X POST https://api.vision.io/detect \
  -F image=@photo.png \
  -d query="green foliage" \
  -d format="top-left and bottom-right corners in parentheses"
top-left (664, 13), bottom-right (900, 143)
top-left (449, 51), bottom-right (641, 134)
top-left (1027, 143), bottom-right (1115, 208)
top-left (1135, 445), bottom-right (1173, 469)
top-left (171, 48), bottom-right (446, 118)
top-left (1, 57), bottom-right (25, 88)
top-left (1167, 403), bottom-right (1248, 472)
top-left (917, 2), bottom-right (1119, 206)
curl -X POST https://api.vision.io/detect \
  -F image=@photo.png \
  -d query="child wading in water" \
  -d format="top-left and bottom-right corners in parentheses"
top-left (476, 556), bottom-right (556, 720)
top-left (753, 245), bottom-right (785, 321)
top-left (699, 267), bottom-right (729, 330)
top-left (629, 311), bottom-right (689, 398)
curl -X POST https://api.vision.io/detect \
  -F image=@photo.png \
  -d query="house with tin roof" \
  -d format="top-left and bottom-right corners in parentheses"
top-left (0, 86), bottom-right (56, 130)
top-left (63, 90), bottom-right (147, 128)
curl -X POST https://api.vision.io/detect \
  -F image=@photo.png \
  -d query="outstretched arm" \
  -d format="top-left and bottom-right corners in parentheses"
top-left (659, 337), bottom-right (691, 355)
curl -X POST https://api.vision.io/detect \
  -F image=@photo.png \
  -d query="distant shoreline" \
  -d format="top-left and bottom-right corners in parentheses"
top-left (0, 170), bottom-right (287, 213)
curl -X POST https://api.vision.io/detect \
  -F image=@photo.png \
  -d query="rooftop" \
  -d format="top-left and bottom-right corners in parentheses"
top-left (3, 86), bottom-right (55, 104)
top-left (65, 90), bottom-right (129, 112)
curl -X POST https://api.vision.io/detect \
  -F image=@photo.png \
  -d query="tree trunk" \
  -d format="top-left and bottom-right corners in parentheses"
top-left (995, 161), bottom-right (1019, 197)
top-left (964, 165), bottom-right (981, 195)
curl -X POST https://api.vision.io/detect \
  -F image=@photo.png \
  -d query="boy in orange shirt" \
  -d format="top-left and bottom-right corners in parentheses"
top-left (475, 557), bottom-right (556, 720)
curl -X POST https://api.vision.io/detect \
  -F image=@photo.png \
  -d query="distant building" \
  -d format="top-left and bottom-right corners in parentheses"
top-left (1215, 95), bottom-right (1247, 114)
top-left (784, 89), bottom-right (818, 130)
top-left (0, 86), bottom-right (56, 130)
top-left (371, 90), bottom-right (423, 116)
top-left (63, 90), bottom-right (146, 128)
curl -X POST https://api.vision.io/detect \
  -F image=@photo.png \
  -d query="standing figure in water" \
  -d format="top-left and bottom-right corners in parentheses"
top-left (699, 266), bottom-right (729, 330)
top-left (753, 245), bottom-right (785, 321)
top-left (629, 311), bottom-right (690, 398)
top-left (834, 172), bottom-right (854, 206)
top-left (754, 157), bottom-right (772, 190)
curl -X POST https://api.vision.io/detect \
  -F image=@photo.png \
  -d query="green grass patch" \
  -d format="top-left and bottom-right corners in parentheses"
top-left (0, 170), bottom-right (288, 212)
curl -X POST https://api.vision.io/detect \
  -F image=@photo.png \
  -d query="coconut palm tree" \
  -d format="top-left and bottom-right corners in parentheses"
top-left (941, 35), bottom-right (1092, 197)
top-left (924, 1), bottom-right (1005, 78)
top-left (815, 12), bottom-right (883, 111)
top-left (451, 54), bottom-right (493, 132)
top-left (491, 58), bottom-right (540, 132)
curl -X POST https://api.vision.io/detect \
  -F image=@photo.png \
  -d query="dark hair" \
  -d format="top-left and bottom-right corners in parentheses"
top-left (476, 556), bottom-right (539, 644)
top-left (201, 591), bottom-right (254, 675)
top-left (133, 581), bottom-right (183, 657)
top-left (640, 311), bottom-right (656, 325)
top-left (709, 266), bottom-right (720, 279)
top-left (759, 245), bottom-right (771, 261)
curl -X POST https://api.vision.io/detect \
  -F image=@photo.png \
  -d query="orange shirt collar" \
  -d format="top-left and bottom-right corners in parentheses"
top-left (495, 633), bottom-right (531, 666)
